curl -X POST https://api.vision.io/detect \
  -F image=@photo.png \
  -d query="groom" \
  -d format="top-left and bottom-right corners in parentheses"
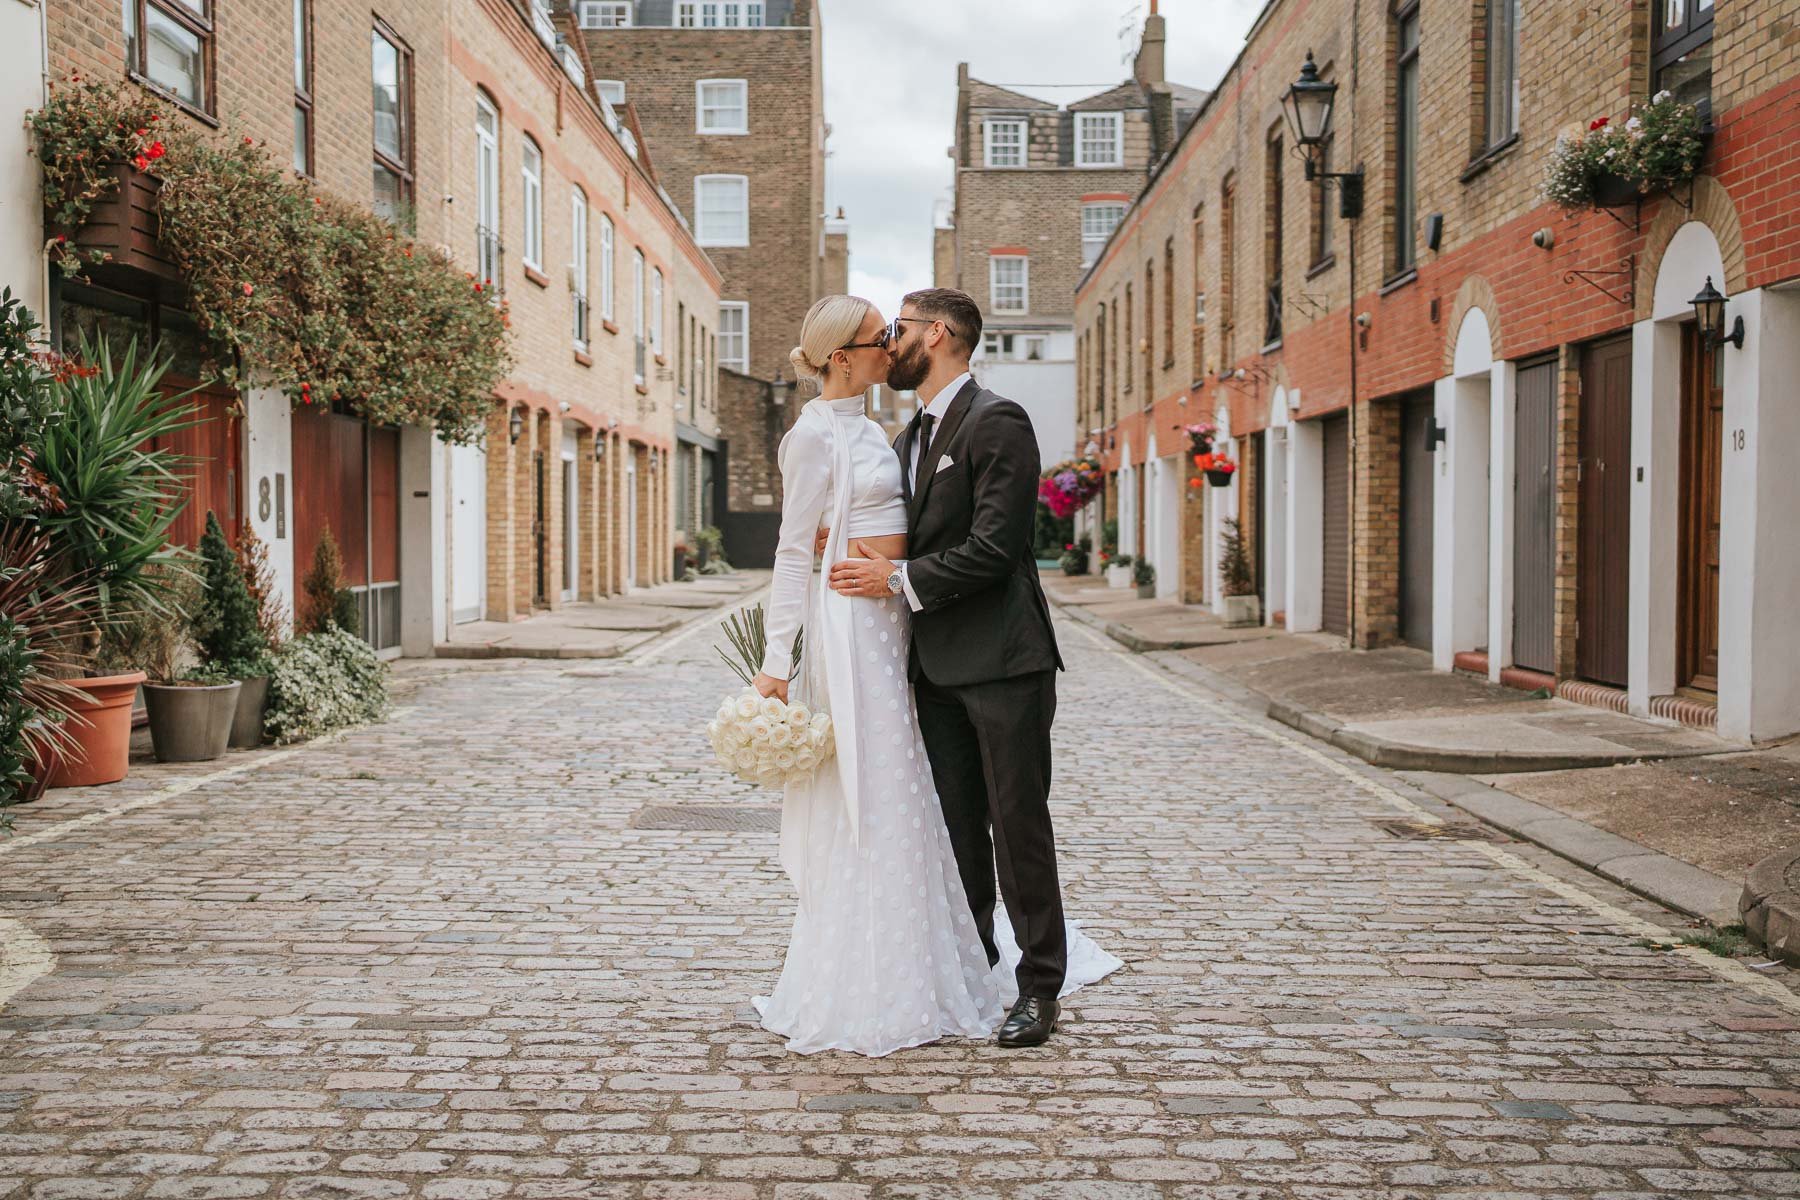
top-left (828, 288), bottom-right (1067, 1048)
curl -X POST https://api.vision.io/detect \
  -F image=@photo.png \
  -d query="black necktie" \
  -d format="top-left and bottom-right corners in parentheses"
top-left (916, 412), bottom-right (936, 488)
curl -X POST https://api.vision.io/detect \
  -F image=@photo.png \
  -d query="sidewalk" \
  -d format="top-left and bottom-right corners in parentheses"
top-left (1046, 570), bottom-right (1800, 940)
top-left (435, 570), bottom-right (768, 659)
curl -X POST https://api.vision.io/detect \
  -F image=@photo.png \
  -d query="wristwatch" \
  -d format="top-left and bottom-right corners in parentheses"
top-left (886, 568), bottom-right (904, 597)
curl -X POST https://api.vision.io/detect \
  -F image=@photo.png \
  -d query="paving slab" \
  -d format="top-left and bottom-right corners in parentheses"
top-left (1330, 704), bottom-right (1726, 774)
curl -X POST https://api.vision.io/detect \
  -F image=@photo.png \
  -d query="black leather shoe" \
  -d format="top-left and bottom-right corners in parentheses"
top-left (996, 996), bottom-right (1058, 1048)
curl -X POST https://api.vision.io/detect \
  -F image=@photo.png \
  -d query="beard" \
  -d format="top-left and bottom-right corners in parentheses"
top-left (887, 340), bottom-right (931, 392)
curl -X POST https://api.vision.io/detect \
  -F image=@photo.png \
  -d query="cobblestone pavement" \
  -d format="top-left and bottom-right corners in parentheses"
top-left (3, 610), bottom-right (1800, 1199)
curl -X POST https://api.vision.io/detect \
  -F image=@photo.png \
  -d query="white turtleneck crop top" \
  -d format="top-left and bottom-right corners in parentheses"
top-left (758, 396), bottom-right (908, 679)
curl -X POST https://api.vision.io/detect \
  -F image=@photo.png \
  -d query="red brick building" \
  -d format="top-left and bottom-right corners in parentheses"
top-left (1078, 0), bottom-right (1800, 743)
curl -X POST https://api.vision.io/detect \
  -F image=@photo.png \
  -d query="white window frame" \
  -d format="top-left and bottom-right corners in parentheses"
top-left (599, 213), bottom-right (615, 322)
top-left (595, 80), bottom-right (626, 107)
top-left (632, 249), bottom-right (646, 384)
top-left (696, 78), bottom-right (748, 136)
top-left (570, 187), bottom-right (589, 349)
top-left (577, 1), bottom-right (633, 28)
top-left (990, 255), bottom-right (1028, 314)
top-left (474, 93), bottom-right (500, 286)
top-left (677, 1), bottom-right (764, 26)
top-left (651, 267), bottom-right (664, 355)
top-left (719, 301), bottom-right (749, 372)
top-left (1075, 111), bottom-right (1124, 168)
top-left (521, 135), bottom-right (544, 270)
top-left (694, 174), bottom-right (749, 248)
top-left (984, 118), bottom-right (1026, 168)
top-left (1080, 200), bottom-right (1126, 266)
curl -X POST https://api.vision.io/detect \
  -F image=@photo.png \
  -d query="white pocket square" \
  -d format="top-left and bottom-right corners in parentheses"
top-left (935, 454), bottom-right (955, 473)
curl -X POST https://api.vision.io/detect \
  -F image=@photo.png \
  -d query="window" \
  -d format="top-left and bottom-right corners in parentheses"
top-left (1310, 130), bottom-right (1335, 267)
top-left (577, 1), bottom-right (633, 27)
top-left (1191, 203), bottom-right (1206, 375)
top-left (694, 175), bottom-right (749, 247)
top-left (990, 256), bottom-right (1028, 313)
top-left (676, 1), bottom-right (765, 27)
top-left (596, 80), bottom-right (626, 107)
top-left (1024, 336), bottom-right (1046, 362)
top-left (1081, 201), bottom-right (1126, 266)
top-left (123, 0), bottom-right (214, 114)
top-left (1144, 258), bottom-right (1156, 389)
top-left (1265, 129), bottom-right (1284, 346)
top-left (632, 250), bottom-right (646, 384)
top-left (293, 0), bottom-right (312, 175)
top-left (1393, 2), bottom-right (1420, 275)
top-left (651, 268), bottom-right (664, 356)
top-left (1653, 0), bottom-right (1714, 113)
top-left (1163, 238), bottom-right (1175, 366)
top-left (475, 93), bottom-right (501, 289)
top-left (1075, 112), bottom-right (1123, 168)
top-left (599, 214), bottom-right (615, 321)
top-left (571, 188), bottom-right (589, 348)
top-left (697, 79), bottom-right (748, 135)
top-left (719, 302), bottom-right (748, 372)
top-left (984, 119), bottom-right (1026, 168)
top-left (1484, 0), bottom-right (1520, 148)
top-left (1220, 176), bottom-right (1236, 364)
top-left (984, 332), bottom-right (1045, 362)
top-left (521, 136), bottom-right (544, 270)
top-left (528, 0), bottom-right (556, 45)
top-left (1123, 284), bottom-right (1133, 393)
top-left (372, 23), bottom-right (413, 222)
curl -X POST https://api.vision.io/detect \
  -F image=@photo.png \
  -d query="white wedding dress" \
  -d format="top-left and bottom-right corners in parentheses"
top-left (751, 395), bottom-right (1121, 1057)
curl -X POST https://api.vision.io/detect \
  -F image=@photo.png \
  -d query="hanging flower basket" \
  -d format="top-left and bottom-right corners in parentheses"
top-left (1543, 94), bottom-right (1705, 212)
top-left (1205, 467), bottom-right (1236, 487)
top-left (1586, 166), bottom-right (1643, 210)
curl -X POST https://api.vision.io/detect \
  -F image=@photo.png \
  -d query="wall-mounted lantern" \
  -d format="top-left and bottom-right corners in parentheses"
top-left (1690, 276), bottom-right (1745, 350)
top-left (769, 369), bottom-right (794, 407)
top-left (508, 408), bottom-right (524, 444)
top-left (1281, 52), bottom-right (1364, 220)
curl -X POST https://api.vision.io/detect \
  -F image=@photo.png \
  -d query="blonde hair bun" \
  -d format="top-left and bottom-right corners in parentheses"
top-left (791, 295), bottom-right (875, 388)
top-left (789, 345), bottom-right (819, 381)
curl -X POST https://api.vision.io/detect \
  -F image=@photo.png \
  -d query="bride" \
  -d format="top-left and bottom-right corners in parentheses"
top-left (747, 295), bottom-right (1118, 1057)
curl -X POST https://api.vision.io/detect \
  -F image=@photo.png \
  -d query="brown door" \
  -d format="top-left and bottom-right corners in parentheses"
top-left (532, 451), bottom-right (548, 606)
top-left (291, 407), bottom-right (401, 651)
top-left (1577, 336), bottom-right (1632, 686)
top-left (1399, 394), bottom-right (1435, 650)
top-left (1513, 358), bottom-right (1557, 674)
top-left (152, 378), bottom-right (240, 550)
top-left (1678, 324), bottom-right (1723, 691)
top-left (1321, 413), bottom-right (1349, 636)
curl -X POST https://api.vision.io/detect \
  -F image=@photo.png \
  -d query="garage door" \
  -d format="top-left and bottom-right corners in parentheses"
top-left (1321, 413), bottom-right (1349, 637)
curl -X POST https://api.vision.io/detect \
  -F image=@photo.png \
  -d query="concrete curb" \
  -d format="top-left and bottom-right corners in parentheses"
top-left (1740, 847), bottom-right (1800, 964)
top-left (431, 642), bottom-right (631, 661)
top-left (1403, 771), bottom-right (1742, 928)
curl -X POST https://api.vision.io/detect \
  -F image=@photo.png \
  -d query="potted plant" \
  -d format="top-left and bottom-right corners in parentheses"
top-left (1059, 534), bottom-right (1092, 577)
top-left (673, 542), bottom-right (692, 580)
top-left (1203, 454), bottom-right (1238, 488)
top-left (1219, 516), bottom-right (1260, 627)
top-left (300, 526), bottom-right (361, 636)
top-left (233, 520), bottom-right (286, 746)
top-left (28, 332), bottom-right (199, 788)
top-left (1544, 92), bottom-right (1706, 211)
top-left (1182, 422), bottom-right (1217, 458)
top-left (104, 565), bottom-right (239, 764)
top-left (191, 511), bottom-right (274, 749)
top-left (1133, 558), bottom-right (1156, 599)
top-left (1106, 553), bottom-right (1134, 589)
top-left (0, 529), bottom-right (102, 806)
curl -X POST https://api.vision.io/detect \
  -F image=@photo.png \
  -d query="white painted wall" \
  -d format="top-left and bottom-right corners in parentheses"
top-left (398, 426), bottom-right (439, 657)
top-left (1154, 454), bottom-right (1182, 599)
top-left (1486, 360), bottom-right (1518, 682)
top-left (242, 389), bottom-right (296, 637)
top-left (1264, 389), bottom-right (1291, 626)
top-left (1433, 309), bottom-right (1495, 671)
top-left (1, 0), bottom-right (46, 319)
top-left (1285, 418), bottom-right (1323, 633)
top-left (976, 358), bottom-right (1076, 466)
top-left (449, 441), bottom-right (486, 624)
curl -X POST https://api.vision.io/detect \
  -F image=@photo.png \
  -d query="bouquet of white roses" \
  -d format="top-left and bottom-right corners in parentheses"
top-left (710, 604), bottom-right (835, 788)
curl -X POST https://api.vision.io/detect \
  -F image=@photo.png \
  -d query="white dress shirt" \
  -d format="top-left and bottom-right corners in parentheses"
top-left (897, 371), bottom-right (971, 611)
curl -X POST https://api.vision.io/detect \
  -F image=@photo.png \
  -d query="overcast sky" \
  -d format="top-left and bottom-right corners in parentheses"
top-left (819, 0), bottom-right (1268, 317)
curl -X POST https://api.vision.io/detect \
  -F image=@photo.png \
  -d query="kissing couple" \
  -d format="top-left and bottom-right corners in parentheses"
top-left (747, 287), bottom-right (1120, 1056)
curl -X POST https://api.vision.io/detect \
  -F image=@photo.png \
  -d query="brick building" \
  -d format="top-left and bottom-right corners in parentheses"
top-left (937, 6), bottom-right (1204, 481)
top-left (578, 0), bottom-right (840, 567)
top-left (1078, 0), bottom-right (1800, 742)
top-left (27, 0), bottom-right (722, 652)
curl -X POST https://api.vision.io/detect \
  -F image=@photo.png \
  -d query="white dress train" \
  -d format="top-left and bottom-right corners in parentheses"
top-left (751, 396), bottom-right (1120, 1058)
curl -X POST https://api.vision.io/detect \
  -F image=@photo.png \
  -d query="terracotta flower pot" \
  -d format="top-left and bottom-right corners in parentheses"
top-left (45, 671), bottom-right (146, 789)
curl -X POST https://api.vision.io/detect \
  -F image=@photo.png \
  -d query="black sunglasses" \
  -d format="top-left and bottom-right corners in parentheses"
top-left (886, 315), bottom-right (959, 345)
top-left (838, 325), bottom-right (892, 352)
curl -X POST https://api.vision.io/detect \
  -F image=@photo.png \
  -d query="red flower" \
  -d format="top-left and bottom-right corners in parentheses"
top-left (147, 141), bottom-right (165, 160)
top-left (242, 282), bottom-right (254, 297)
top-left (473, 282), bottom-right (483, 293)
top-left (132, 154), bottom-right (149, 171)
top-left (135, 127), bottom-right (147, 137)
top-left (242, 135), bottom-right (254, 145)
top-left (148, 114), bottom-right (158, 122)
top-left (1589, 116), bottom-right (1610, 131)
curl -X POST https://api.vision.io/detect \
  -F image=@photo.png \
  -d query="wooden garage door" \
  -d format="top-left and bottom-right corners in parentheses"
top-left (291, 406), bottom-right (401, 651)
top-left (151, 379), bottom-right (241, 551)
top-left (1577, 336), bottom-right (1632, 687)
top-left (1399, 394), bottom-right (1435, 650)
top-left (1321, 413), bottom-right (1350, 636)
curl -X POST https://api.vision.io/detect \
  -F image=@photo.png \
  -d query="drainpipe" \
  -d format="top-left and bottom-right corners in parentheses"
top-left (1346, 0), bottom-right (1362, 646)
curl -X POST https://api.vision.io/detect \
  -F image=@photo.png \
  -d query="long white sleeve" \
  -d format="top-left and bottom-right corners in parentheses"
top-left (759, 418), bottom-right (833, 680)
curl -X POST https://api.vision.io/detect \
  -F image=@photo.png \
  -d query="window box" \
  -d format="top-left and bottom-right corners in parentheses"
top-left (524, 264), bottom-right (550, 288)
top-left (65, 161), bottom-right (183, 283)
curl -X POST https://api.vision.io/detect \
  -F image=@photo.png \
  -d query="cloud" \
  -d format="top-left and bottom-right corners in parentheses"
top-left (819, 0), bottom-right (1265, 312)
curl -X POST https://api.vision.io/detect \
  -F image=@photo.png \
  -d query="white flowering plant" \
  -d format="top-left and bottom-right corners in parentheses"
top-left (710, 604), bottom-right (835, 789)
top-left (1544, 92), bottom-right (1705, 210)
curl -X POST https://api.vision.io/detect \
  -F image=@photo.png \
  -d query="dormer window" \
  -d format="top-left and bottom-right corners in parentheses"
top-left (984, 119), bottom-right (1026, 168)
top-left (1075, 112), bottom-right (1124, 168)
top-left (577, 1), bottom-right (633, 27)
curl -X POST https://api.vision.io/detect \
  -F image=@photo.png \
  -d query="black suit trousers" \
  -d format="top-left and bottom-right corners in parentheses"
top-left (914, 669), bottom-right (1066, 1001)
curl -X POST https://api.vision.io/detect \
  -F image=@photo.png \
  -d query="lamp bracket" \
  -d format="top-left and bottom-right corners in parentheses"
top-left (1289, 291), bottom-right (1331, 319)
top-left (1563, 254), bottom-right (1635, 307)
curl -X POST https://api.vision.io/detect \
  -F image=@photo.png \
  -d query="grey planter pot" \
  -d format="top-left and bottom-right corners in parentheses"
top-left (1223, 594), bottom-right (1262, 628)
top-left (230, 675), bottom-right (270, 749)
top-left (142, 680), bottom-right (242, 763)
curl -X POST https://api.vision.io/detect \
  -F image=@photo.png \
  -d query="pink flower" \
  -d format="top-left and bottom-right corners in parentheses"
top-left (242, 282), bottom-right (254, 297)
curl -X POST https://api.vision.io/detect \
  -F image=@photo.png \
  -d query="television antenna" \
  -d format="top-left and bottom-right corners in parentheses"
top-left (1117, 4), bottom-right (1142, 66)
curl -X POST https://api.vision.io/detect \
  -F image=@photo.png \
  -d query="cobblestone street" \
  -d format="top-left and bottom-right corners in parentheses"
top-left (3, 609), bottom-right (1800, 1199)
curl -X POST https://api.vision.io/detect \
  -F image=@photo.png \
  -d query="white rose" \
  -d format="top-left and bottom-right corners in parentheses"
top-left (767, 726), bottom-right (793, 749)
top-left (735, 749), bottom-right (758, 769)
top-left (786, 705), bottom-right (811, 728)
top-left (759, 696), bottom-right (786, 720)
top-left (794, 749), bottom-right (817, 771)
top-left (717, 699), bottom-right (735, 721)
top-left (748, 716), bottom-right (773, 741)
top-left (734, 694), bottom-right (759, 720)
top-left (774, 749), bottom-right (796, 770)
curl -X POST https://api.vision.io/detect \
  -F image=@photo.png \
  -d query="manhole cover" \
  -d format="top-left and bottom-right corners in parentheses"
top-left (1376, 819), bottom-right (1509, 843)
top-left (631, 805), bottom-right (780, 832)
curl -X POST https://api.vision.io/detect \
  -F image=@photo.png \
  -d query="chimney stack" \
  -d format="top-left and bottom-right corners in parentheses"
top-left (1134, 4), bottom-right (1167, 88)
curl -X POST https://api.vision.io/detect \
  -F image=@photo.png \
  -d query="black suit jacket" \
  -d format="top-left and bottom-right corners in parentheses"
top-left (898, 379), bottom-right (1064, 687)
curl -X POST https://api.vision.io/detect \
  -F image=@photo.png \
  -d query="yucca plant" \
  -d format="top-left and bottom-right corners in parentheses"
top-left (716, 604), bottom-right (803, 687)
top-left (31, 332), bottom-right (201, 661)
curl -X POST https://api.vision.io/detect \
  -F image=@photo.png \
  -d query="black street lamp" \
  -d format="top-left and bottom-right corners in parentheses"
top-left (769, 369), bottom-right (794, 408)
top-left (1690, 276), bottom-right (1745, 350)
top-left (508, 407), bottom-right (524, 444)
top-left (1281, 52), bottom-right (1364, 220)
